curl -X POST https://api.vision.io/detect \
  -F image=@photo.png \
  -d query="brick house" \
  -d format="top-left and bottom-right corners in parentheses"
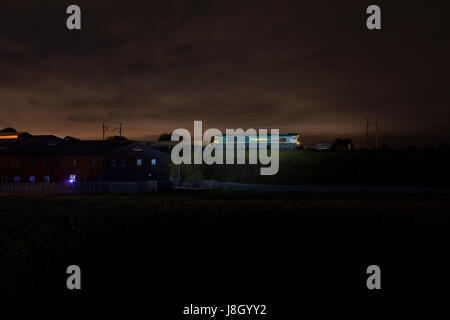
top-left (0, 135), bottom-right (170, 183)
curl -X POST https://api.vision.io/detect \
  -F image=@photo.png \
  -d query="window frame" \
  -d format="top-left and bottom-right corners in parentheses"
top-left (42, 159), bottom-right (50, 168)
top-left (13, 159), bottom-right (21, 168)
top-left (29, 160), bottom-right (36, 168)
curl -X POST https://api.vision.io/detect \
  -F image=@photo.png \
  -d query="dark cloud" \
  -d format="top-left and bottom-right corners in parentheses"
top-left (67, 114), bottom-right (104, 123)
top-left (0, 0), bottom-right (449, 146)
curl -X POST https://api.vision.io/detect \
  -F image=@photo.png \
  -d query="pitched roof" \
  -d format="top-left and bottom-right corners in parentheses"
top-left (0, 136), bottom-right (99, 156)
top-left (78, 140), bottom-right (134, 154)
top-left (0, 134), bottom-right (169, 159)
top-left (85, 141), bottom-right (170, 159)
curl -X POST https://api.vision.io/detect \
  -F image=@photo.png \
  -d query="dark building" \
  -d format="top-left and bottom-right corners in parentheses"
top-left (80, 140), bottom-right (170, 182)
top-left (0, 134), bottom-right (170, 183)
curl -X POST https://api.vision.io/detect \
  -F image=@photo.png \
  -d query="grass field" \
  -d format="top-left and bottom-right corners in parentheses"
top-left (2, 191), bottom-right (450, 299)
top-left (171, 149), bottom-right (450, 185)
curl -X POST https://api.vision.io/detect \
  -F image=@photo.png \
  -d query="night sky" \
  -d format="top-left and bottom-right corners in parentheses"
top-left (0, 0), bottom-right (449, 147)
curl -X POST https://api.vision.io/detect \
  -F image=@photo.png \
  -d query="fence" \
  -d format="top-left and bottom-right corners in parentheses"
top-left (0, 181), bottom-right (160, 195)
top-left (178, 180), bottom-right (450, 194)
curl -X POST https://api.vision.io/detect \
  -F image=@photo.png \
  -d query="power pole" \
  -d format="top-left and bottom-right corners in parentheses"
top-left (119, 122), bottom-right (122, 137)
top-left (366, 118), bottom-right (370, 149)
top-left (102, 122), bottom-right (105, 141)
top-left (375, 121), bottom-right (379, 150)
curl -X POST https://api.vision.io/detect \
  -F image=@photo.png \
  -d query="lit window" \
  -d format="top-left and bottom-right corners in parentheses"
top-left (29, 176), bottom-right (35, 182)
top-left (151, 159), bottom-right (156, 166)
top-left (43, 175), bottom-right (50, 183)
top-left (69, 174), bottom-right (76, 183)
top-left (70, 159), bottom-right (77, 168)
top-left (137, 159), bottom-right (142, 166)
top-left (14, 176), bottom-right (20, 182)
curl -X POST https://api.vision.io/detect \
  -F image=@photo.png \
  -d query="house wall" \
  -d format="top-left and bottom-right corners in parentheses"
top-left (101, 145), bottom-right (170, 182)
top-left (0, 142), bottom-right (170, 183)
top-left (0, 155), bottom-right (103, 183)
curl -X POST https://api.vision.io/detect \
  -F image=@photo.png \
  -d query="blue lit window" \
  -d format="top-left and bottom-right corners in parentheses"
top-left (137, 159), bottom-right (142, 166)
top-left (151, 159), bottom-right (156, 166)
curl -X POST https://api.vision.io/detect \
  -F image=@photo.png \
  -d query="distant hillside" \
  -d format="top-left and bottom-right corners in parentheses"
top-left (171, 150), bottom-right (450, 186)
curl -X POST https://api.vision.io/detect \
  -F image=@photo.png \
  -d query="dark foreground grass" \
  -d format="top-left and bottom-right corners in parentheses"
top-left (1, 191), bottom-right (450, 300)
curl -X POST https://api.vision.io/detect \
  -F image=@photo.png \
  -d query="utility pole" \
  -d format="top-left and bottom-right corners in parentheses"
top-left (119, 122), bottom-right (122, 137)
top-left (366, 118), bottom-right (370, 149)
top-left (102, 122), bottom-right (105, 141)
top-left (375, 121), bottom-right (379, 150)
